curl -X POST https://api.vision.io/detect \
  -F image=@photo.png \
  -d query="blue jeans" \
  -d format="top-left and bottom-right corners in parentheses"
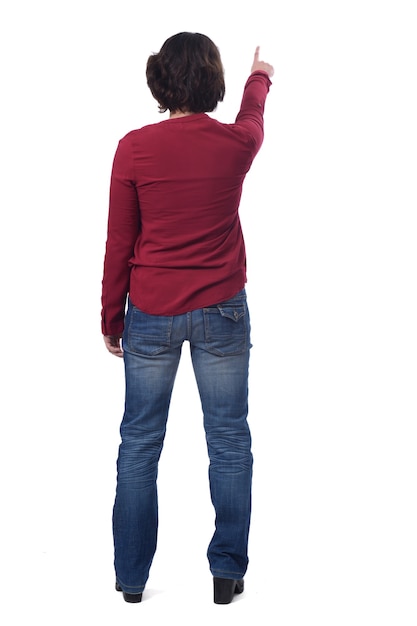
top-left (113, 289), bottom-right (253, 594)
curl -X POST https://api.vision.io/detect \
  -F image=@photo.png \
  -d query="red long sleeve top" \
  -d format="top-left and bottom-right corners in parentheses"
top-left (101, 70), bottom-right (272, 336)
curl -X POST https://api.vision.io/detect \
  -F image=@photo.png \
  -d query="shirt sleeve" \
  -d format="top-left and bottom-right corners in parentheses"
top-left (235, 70), bottom-right (272, 154)
top-left (101, 134), bottom-right (140, 336)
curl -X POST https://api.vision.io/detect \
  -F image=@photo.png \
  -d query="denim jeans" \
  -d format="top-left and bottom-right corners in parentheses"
top-left (113, 289), bottom-right (253, 594)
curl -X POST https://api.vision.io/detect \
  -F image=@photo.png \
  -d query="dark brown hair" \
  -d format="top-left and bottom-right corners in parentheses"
top-left (146, 32), bottom-right (225, 113)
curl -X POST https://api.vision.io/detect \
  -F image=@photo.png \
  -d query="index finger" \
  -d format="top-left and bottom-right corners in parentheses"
top-left (254, 46), bottom-right (260, 61)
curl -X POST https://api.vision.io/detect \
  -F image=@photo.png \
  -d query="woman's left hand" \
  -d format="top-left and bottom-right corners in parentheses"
top-left (104, 335), bottom-right (123, 357)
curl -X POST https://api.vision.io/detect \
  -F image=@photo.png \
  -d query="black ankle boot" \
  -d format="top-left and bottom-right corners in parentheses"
top-left (115, 581), bottom-right (143, 603)
top-left (213, 577), bottom-right (244, 604)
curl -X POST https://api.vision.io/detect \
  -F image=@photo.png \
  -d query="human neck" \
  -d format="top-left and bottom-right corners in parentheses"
top-left (169, 110), bottom-right (194, 119)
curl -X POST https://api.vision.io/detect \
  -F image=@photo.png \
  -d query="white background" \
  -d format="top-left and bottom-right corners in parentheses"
top-left (1, 1), bottom-right (416, 624)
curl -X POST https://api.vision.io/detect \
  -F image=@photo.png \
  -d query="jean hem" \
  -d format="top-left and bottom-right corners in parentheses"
top-left (116, 577), bottom-right (146, 594)
top-left (210, 569), bottom-right (246, 579)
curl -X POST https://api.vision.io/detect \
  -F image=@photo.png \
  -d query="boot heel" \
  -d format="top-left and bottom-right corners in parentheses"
top-left (213, 577), bottom-right (244, 604)
top-left (115, 581), bottom-right (142, 603)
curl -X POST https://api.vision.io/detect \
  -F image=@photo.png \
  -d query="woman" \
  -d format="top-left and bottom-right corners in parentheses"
top-left (101, 32), bottom-right (273, 604)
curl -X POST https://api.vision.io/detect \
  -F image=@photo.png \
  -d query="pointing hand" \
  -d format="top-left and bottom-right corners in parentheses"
top-left (251, 46), bottom-right (274, 77)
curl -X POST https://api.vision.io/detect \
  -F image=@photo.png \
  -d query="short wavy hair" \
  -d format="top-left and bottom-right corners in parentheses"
top-left (146, 32), bottom-right (225, 114)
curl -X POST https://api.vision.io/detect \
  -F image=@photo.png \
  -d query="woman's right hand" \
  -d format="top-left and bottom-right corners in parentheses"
top-left (251, 46), bottom-right (274, 77)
